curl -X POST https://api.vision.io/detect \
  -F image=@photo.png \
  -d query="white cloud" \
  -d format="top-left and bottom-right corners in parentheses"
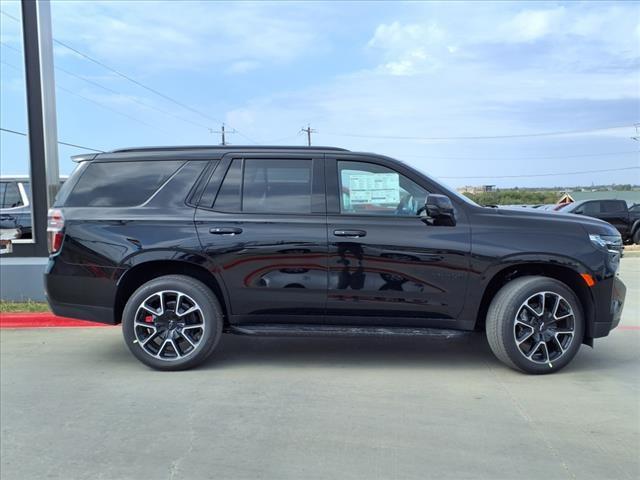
top-left (225, 60), bottom-right (261, 75)
top-left (502, 7), bottom-right (565, 42)
top-left (50, 1), bottom-right (324, 73)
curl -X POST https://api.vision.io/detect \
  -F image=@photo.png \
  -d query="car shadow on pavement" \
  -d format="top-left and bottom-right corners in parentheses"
top-left (199, 332), bottom-right (496, 371)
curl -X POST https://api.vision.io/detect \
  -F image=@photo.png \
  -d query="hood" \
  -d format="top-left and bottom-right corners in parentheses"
top-left (485, 206), bottom-right (618, 235)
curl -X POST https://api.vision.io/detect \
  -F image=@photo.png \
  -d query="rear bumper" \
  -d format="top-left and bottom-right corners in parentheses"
top-left (46, 298), bottom-right (115, 325)
top-left (590, 275), bottom-right (626, 338)
top-left (44, 258), bottom-right (121, 325)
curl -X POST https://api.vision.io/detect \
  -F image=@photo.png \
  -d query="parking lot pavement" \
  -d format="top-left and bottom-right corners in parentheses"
top-left (1, 260), bottom-right (638, 480)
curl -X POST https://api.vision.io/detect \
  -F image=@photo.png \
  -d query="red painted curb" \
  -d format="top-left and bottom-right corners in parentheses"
top-left (0, 312), bottom-right (115, 329)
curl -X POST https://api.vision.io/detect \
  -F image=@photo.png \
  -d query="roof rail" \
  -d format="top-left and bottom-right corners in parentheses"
top-left (109, 145), bottom-right (350, 154)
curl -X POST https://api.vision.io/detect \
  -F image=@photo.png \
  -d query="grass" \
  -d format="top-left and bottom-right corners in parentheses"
top-left (0, 300), bottom-right (50, 313)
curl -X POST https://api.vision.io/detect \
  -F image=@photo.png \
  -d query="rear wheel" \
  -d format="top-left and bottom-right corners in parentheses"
top-left (122, 275), bottom-right (223, 370)
top-left (486, 276), bottom-right (584, 374)
top-left (633, 228), bottom-right (640, 245)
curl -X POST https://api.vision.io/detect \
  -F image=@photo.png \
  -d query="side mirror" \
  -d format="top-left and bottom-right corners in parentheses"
top-left (423, 194), bottom-right (456, 226)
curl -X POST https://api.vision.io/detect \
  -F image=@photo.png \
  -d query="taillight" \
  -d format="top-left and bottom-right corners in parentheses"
top-left (47, 208), bottom-right (65, 254)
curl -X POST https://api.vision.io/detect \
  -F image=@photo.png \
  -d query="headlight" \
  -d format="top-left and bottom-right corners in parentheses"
top-left (589, 234), bottom-right (622, 253)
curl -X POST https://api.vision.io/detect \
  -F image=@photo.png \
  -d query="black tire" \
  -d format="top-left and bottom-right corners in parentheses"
top-left (122, 275), bottom-right (223, 371)
top-left (633, 228), bottom-right (640, 245)
top-left (486, 276), bottom-right (584, 374)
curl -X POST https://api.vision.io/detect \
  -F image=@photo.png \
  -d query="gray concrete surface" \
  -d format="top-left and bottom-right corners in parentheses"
top-left (1, 260), bottom-right (639, 480)
top-left (0, 257), bottom-right (47, 301)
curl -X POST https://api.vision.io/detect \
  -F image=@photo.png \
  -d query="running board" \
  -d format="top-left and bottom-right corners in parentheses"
top-left (228, 324), bottom-right (469, 339)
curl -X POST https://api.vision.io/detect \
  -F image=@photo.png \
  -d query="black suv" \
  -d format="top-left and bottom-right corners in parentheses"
top-left (45, 146), bottom-right (626, 374)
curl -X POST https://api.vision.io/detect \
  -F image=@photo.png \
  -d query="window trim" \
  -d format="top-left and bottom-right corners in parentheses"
top-left (197, 153), bottom-right (326, 216)
top-left (329, 157), bottom-right (430, 219)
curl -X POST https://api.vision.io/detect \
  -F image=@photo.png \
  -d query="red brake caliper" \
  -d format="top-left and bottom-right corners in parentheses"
top-left (144, 315), bottom-right (154, 323)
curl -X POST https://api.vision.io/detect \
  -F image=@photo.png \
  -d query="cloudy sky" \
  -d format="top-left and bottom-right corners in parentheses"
top-left (1, 0), bottom-right (639, 187)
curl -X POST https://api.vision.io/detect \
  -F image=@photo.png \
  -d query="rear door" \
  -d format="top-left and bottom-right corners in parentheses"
top-left (194, 153), bottom-right (327, 324)
top-left (324, 155), bottom-right (471, 327)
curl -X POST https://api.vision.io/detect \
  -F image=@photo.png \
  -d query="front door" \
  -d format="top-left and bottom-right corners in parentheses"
top-left (195, 154), bottom-right (327, 323)
top-left (325, 156), bottom-right (471, 327)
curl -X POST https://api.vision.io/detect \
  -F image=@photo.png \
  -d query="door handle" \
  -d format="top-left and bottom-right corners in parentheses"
top-left (209, 227), bottom-right (243, 235)
top-left (333, 229), bottom-right (367, 238)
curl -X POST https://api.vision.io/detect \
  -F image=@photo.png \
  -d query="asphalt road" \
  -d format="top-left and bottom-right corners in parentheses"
top-left (1, 259), bottom-right (638, 480)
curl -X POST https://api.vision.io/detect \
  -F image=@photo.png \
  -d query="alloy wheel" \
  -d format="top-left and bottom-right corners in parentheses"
top-left (513, 291), bottom-right (575, 365)
top-left (134, 290), bottom-right (205, 361)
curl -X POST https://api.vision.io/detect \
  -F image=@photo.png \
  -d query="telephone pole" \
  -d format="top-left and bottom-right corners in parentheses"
top-left (300, 124), bottom-right (316, 146)
top-left (211, 123), bottom-right (236, 145)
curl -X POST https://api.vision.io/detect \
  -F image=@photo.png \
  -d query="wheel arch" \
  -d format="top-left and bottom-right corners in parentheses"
top-left (114, 259), bottom-right (229, 326)
top-left (476, 262), bottom-right (596, 345)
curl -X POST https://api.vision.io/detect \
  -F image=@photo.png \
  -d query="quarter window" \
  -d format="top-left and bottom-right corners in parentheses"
top-left (338, 161), bottom-right (427, 216)
top-left (65, 161), bottom-right (184, 207)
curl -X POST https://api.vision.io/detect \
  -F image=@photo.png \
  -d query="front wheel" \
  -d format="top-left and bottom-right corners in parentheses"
top-left (486, 276), bottom-right (584, 374)
top-left (122, 275), bottom-right (223, 371)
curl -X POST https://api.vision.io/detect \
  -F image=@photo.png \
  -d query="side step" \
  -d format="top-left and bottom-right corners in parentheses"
top-left (228, 324), bottom-right (469, 339)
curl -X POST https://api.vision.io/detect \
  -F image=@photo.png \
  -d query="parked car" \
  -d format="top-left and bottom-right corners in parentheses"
top-left (0, 176), bottom-right (32, 240)
top-left (560, 199), bottom-right (640, 244)
top-left (45, 146), bottom-right (626, 374)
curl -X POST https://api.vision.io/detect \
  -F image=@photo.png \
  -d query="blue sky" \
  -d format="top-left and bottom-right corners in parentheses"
top-left (1, 0), bottom-right (639, 188)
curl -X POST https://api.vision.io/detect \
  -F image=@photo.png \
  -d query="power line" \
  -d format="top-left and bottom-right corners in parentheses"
top-left (439, 166), bottom-right (640, 179)
top-left (1, 126), bottom-right (104, 152)
top-left (1, 59), bottom-right (169, 134)
top-left (0, 9), bottom-right (257, 143)
top-left (323, 124), bottom-right (637, 142)
top-left (1, 40), bottom-right (213, 132)
top-left (400, 150), bottom-right (640, 161)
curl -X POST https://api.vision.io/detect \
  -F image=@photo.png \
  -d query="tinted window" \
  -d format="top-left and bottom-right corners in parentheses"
top-left (212, 159), bottom-right (242, 211)
top-left (242, 159), bottom-right (312, 213)
top-left (579, 202), bottom-right (601, 215)
top-left (1, 182), bottom-right (23, 208)
top-left (338, 161), bottom-right (427, 216)
top-left (65, 161), bottom-right (184, 207)
top-left (602, 200), bottom-right (626, 213)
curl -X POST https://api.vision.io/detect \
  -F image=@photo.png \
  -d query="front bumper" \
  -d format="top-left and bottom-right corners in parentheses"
top-left (590, 275), bottom-right (626, 338)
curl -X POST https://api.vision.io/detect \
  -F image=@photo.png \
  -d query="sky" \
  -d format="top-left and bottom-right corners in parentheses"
top-left (1, 0), bottom-right (639, 188)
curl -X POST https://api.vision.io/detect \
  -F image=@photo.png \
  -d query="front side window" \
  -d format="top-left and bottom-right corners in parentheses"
top-left (212, 159), bottom-right (312, 214)
top-left (579, 202), bottom-right (601, 215)
top-left (338, 161), bottom-right (427, 216)
top-left (65, 160), bottom-right (184, 207)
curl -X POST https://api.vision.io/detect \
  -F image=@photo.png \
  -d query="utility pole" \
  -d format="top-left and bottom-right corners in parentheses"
top-left (300, 124), bottom-right (316, 146)
top-left (211, 123), bottom-right (236, 145)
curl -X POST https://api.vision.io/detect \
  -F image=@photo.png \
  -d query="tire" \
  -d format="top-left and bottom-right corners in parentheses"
top-left (486, 276), bottom-right (584, 374)
top-left (633, 228), bottom-right (640, 245)
top-left (122, 275), bottom-right (223, 371)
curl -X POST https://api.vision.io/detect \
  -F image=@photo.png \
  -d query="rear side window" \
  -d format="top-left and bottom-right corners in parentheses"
top-left (211, 159), bottom-right (312, 213)
top-left (243, 159), bottom-right (311, 213)
top-left (65, 161), bottom-right (184, 207)
top-left (602, 200), bottom-right (626, 213)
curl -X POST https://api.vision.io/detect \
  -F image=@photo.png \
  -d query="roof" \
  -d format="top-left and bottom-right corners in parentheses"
top-left (109, 145), bottom-right (349, 154)
top-left (74, 145), bottom-right (352, 163)
top-left (568, 190), bottom-right (640, 204)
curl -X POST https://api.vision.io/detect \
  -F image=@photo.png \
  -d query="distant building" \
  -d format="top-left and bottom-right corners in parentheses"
top-left (457, 184), bottom-right (496, 194)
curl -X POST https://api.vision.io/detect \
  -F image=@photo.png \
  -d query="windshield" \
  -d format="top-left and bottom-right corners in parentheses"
top-left (405, 161), bottom-right (480, 207)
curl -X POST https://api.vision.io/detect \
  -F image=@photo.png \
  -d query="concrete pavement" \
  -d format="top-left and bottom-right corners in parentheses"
top-left (1, 259), bottom-right (638, 480)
